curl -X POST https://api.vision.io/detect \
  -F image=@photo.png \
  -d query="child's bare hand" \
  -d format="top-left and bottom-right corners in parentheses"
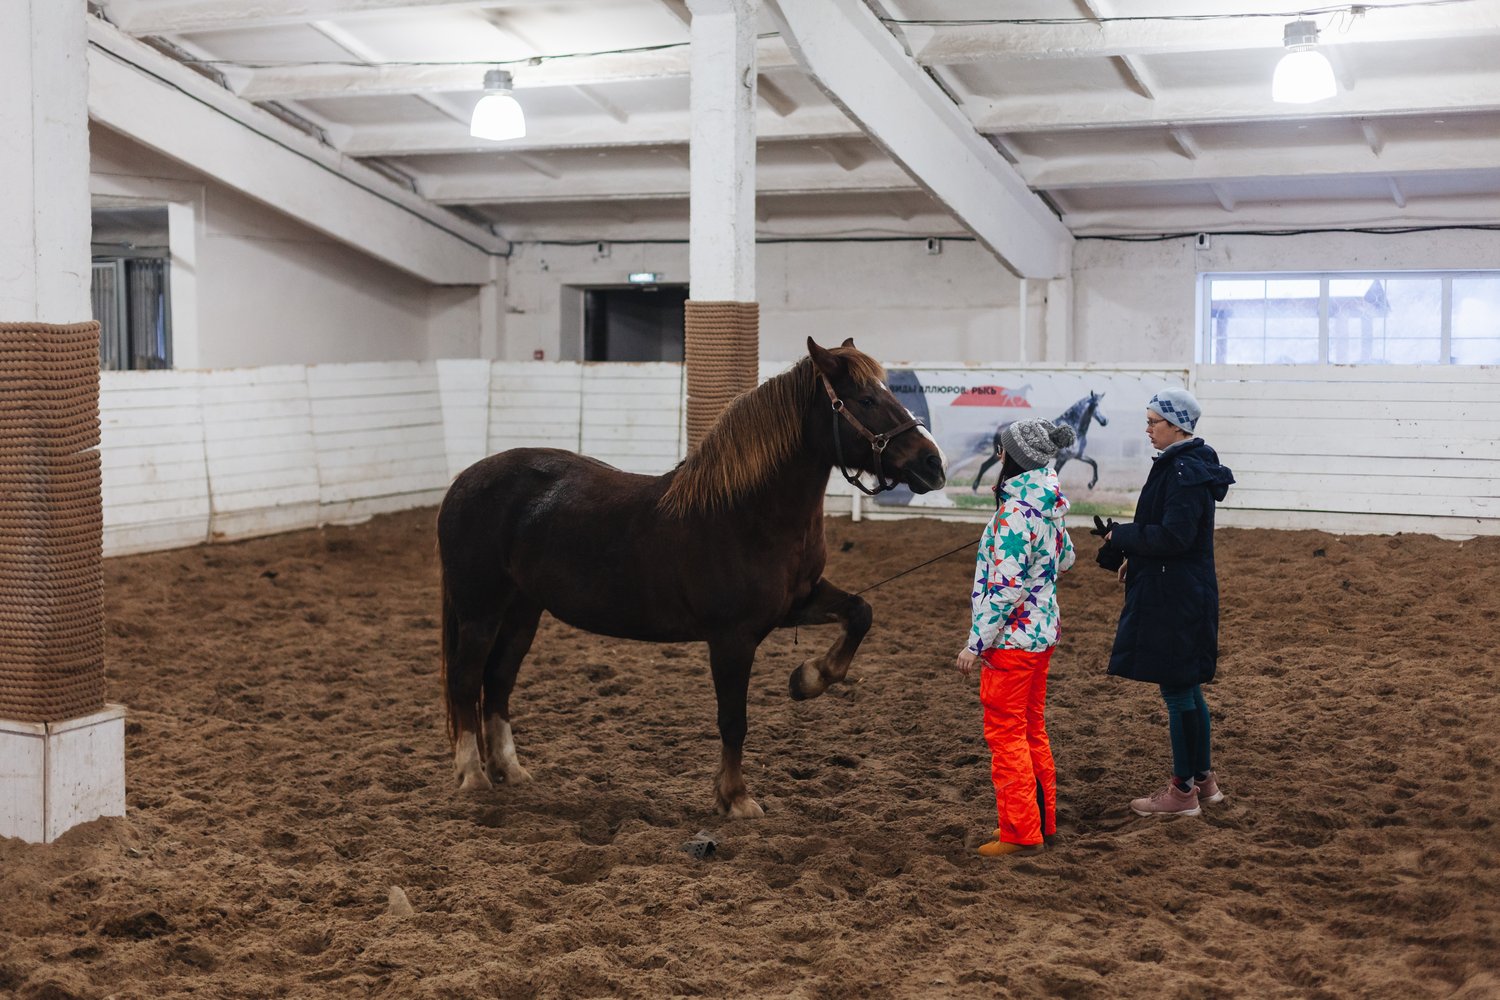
top-left (1117, 560), bottom-right (1128, 583)
top-left (955, 648), bottom-right (980, 678)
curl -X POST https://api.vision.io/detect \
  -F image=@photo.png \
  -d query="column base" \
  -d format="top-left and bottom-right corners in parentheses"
top-left (1, 704), bottom-right (125, 843)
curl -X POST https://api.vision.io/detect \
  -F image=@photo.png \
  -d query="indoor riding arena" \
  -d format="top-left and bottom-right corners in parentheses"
top-left (3, 2), bottom-right (1498, 999)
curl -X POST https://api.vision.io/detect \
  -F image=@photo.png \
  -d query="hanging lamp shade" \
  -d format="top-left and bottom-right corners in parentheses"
top-left (1272, 20), bottom-right (1337, 104)
top-left (470, 69), bottom-right (526, 140)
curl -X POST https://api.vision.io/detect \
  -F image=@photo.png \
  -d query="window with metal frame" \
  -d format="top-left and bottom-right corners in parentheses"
top-left (1201, 271), bottom-right (1500, 365)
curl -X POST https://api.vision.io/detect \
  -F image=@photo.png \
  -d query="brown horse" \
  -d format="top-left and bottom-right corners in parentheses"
top-left (437, 337), bottom-right (947, 817)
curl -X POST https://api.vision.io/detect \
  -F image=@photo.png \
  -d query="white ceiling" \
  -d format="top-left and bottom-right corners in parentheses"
top-left (90, 0), bottom-right (1500, 247)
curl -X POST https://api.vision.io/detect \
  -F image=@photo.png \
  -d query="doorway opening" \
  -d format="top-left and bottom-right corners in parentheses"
top-left (582, 284), bottom-right (688, 362)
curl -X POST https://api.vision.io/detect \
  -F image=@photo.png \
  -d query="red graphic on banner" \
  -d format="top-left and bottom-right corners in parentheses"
top-left (951, 386), bottom-right (1032, 407)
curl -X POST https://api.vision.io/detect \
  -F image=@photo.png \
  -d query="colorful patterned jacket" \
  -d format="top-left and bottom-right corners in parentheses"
top-left (967, 466), bottom-right (1076, 655)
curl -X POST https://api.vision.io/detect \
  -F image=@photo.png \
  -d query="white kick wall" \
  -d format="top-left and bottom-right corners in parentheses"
top-left (84, 124), bottom-right (1500, 542)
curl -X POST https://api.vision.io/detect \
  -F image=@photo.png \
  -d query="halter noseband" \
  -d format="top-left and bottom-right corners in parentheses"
top-left (819, 374), bottom-right (923, 496)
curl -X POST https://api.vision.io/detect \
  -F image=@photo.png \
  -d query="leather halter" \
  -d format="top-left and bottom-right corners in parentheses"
top-left (819, 373), bottom-right (923, 496)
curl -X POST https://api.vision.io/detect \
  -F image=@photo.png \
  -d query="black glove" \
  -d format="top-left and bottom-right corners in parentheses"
top-left (1091, 515), bottom-right (1125, 571)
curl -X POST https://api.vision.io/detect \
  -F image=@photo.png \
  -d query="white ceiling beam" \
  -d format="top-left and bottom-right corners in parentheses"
top-left (756, 74), bottom-right (799, 116)
top-left (337, 107), bottom-right (861, 156)
top-left (572, 85), bottom-right (629, 124)
top-left (1168, 128), bottom-right (1200, 160)
top-left (426, 160), bottom-right (917, 204)
top-left (1022, 136), bottom-right (1500, 190)
top-left (509, 152), bottom-right (561, 179)
top-left (234, 36), bottom-right (797, 101)
top-left (908, 5), bottom-right (1500, 64)
top-left (1360, 121), bottom-right (1385, 156)
top-left (85, 16), bottom-right (499, 284)
top-left (766, 0), bottom-right (1070, 278)
top-left (102, 0), bottom-right (555, 34)
top-left (1210, 184), bottom-right (1236, 213)
top-left (818, 140), bottom-right (870, 172)
top-left (1063, 194), bottom-right (1500, 235)
top-left (977, 75), bottom-right (1500, 134)
top-left (1387, 178), bottom-right (1407, 209)
top-left (1076, 0), bottom-right (1154, 101)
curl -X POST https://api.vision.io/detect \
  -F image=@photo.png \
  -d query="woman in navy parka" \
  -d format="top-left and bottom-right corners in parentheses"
top-left (1099, 388), bottom-right (1235, 817)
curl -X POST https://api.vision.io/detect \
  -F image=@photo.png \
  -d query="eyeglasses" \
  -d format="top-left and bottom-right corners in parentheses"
top-left (1145, 417), bottom-right (1171, 428)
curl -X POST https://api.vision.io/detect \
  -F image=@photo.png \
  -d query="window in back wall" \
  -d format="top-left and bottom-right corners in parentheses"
top-left (1202, 271), bottom-right (1500, 365)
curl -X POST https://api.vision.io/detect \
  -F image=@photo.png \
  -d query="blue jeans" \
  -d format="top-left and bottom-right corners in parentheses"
top-left (1160, 684), bottom-right (1212, 779)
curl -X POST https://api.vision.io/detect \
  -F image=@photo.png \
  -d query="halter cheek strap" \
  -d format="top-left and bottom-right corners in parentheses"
top-left (819, 374), bottom-right (922, 496)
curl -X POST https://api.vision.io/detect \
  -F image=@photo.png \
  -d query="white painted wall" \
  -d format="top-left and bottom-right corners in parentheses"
top-left (88, 128), bottom-right (495, 368)
top-left (501, 239), bottom-right (1047, 363)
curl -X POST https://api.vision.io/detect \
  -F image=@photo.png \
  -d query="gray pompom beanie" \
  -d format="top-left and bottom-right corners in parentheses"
top-left (1000, 418), bottom-right (1076, 472)
top-left (1147, 387), bottom-right (1202, 434)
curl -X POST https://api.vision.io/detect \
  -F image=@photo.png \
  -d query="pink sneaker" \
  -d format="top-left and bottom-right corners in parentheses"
top-left (1130, 780), bottom-right (1200, 817)
top-left (1196, 771), bottom-right (1224, 805)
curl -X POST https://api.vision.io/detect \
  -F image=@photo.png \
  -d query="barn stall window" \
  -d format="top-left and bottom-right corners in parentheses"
top-left (90, 206), bottom-right (173, 371)
top-left (1201, 272), bottom-right (1500, 365)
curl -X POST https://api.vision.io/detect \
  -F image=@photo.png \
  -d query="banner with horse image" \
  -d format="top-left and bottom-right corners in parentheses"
top-left (877, 368), bottom-right (1190, 516)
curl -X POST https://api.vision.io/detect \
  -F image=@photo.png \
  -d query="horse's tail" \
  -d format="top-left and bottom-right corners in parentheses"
top-left (439, 545), bottom-right (460, 749)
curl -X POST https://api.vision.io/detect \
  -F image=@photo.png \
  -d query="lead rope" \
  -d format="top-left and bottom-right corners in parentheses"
top-left (852, 536), bottom-right (980, 597)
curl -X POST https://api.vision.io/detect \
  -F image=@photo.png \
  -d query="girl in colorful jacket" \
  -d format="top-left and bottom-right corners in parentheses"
top-left (956, 418), bottom-right (1077, 858)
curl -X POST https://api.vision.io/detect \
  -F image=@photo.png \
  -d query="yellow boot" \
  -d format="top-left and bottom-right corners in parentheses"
top-left (977, 830), bottom-right (1044, 858)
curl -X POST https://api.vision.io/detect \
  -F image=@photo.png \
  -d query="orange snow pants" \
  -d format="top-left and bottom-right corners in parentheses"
top-left (979, 647), bottom-right (1057, 846)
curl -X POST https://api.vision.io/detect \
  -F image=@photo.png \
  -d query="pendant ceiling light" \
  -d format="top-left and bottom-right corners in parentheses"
top-left (1272, 19), bottom-right (1337, 104)
top-left (470, 69), bottom-right (526, 140)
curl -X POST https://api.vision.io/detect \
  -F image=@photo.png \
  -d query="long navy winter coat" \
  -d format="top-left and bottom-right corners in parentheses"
top-left (1106, 438), bottom-right (1235, 689)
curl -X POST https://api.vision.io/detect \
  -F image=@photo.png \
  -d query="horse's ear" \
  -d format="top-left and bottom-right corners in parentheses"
top-left (807, 337), bottom-right (845, 380)
top-left (841, 337), bottom-right (855, 349)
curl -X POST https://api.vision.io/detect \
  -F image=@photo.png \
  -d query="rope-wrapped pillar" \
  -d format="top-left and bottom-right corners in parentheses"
top-left (0, 322), bottom-right (104, 723)
top-left (684, 300), bottom-right (759, 451)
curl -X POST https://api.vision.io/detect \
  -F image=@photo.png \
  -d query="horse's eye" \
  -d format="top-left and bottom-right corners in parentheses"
top-left (858, 396), bottom-right (877, 409)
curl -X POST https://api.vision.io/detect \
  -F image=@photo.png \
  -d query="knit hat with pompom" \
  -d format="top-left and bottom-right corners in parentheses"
top-left (999, 418), bottom-right (1076, 472)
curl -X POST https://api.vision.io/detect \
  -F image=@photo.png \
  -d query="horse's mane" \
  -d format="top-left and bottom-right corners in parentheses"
top-left (659, 349), bottom-right (886, 517)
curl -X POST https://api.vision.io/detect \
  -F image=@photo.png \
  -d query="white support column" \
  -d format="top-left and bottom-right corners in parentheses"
top-left (1017, 278), bottom-right (1030, 364)
top-left (1043, 277), bottom-right (1073, 363)
top-left (0, 0), bottom-right (92, 322)
top-left (0, 0), bottom-right (125, 845)
top-left (687, 0), bottom-right (758, 301)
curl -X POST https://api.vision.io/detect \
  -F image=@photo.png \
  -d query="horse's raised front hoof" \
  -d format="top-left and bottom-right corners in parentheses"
top-left (789, 662), bottom-right (827, 701)
top-left (719, 794), bottom-right (765, 820)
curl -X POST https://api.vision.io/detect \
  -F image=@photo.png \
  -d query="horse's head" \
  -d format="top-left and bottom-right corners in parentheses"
top-left (1089, 391), bottom-right (1109, 427)
top-left (807, 337), bottom-right (946, 494)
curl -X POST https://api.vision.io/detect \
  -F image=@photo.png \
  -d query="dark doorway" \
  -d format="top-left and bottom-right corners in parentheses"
top-left (583, 285), bottom-right (688, 362)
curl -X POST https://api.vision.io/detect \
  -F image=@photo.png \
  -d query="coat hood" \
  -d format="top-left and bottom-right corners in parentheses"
top-left (1000, 465), bottom-right (1071, 520)
top-left (1162, 439), bottom-right (1235, 502)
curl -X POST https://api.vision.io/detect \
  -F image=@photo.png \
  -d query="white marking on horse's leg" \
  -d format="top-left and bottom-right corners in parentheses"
top-left (485, 714), bottom-right (531, 784)
top-left (454, 731), bottom-right (492, 792)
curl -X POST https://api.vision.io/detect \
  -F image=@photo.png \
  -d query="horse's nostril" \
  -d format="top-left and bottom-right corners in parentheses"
top-left (925, 453), bottom-right (944, 471)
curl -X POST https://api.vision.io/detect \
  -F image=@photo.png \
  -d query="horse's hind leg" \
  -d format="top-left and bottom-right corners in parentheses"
top-left (447, 612), bottom-right (503, 792)
top-left (708, 635), bottom-right (764, 819)
top-left (782, 580), bottom-right (872, 701)
top-left (483, 599), bottom-right (542, 786)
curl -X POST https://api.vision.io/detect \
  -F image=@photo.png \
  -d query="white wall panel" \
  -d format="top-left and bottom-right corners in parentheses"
top-left (306, 361), bottom-right (448, 524)
top-left (579, 364), bottom-right (684, 474)
top-left (487, 362), bottom-right (583, 453)
top-left (200, 365), bottom-right (319, 541)
top-left (436, 359), bottom-right (491, 480)
top-left (1196, 365), bottom-right (1500, 536)
top-left (99, 371), bottom-right (210, 556)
